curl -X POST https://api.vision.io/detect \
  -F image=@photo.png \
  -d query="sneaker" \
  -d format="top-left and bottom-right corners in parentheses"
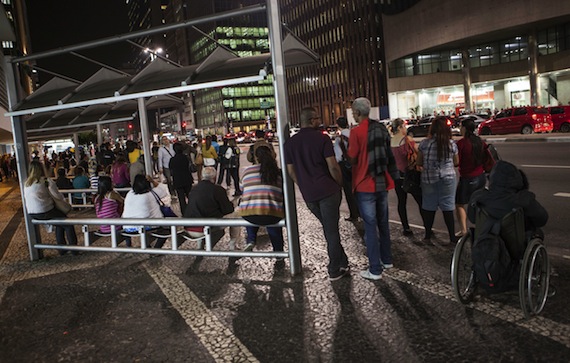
top-left (360, 269), bottom-right (382, 280)
top-left (243, 243), bottom-right (255, 252)
top-left (403, 229), bottom-right (413, 236)
top-left (329, 268), bottom-right (349, 281)
top-left (382, 263), bottom-right (394, 269)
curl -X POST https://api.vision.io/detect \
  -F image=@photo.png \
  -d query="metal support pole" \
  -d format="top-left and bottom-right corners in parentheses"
top-left (528, 31), bottom-right (539, 107)
top-left (97, 123), bottom-right (103, 146)
top-left (267, 0), bottom-right (301, 275)
top-left (73, 133), bottom-right (80, 165)
top-left (461, 49), bottom-right (472, 113)
top-left (137, 98), bottom-right (153, 175)
top-left (4, 56), bottom-right (42, 260)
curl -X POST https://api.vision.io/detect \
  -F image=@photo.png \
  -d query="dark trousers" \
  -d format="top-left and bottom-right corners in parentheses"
top-left (175, 184), bottom-right (192, 215)
top-left (306, 191), bottom-right (348, 275)
top-left (29, 208), bottom-right (78, 255)
top-left (394, 176), bottom-right (423, 230)
top-left (339, 162), bottom-right (359, 219)
top-left (244, 215), bottom-right (284, 251)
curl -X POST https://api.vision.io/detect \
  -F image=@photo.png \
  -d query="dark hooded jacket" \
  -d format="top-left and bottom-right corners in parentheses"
top-left (468, 160), bottom-right (548, 235)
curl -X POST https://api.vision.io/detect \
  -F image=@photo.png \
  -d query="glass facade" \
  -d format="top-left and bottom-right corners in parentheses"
top-left (390, 21), bottom-right (570, 79)
top-left (191, 22), bottom-right (272, 132)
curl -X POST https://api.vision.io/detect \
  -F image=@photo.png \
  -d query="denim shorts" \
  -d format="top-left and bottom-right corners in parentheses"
top-left (455, 174), bottom-right (486, 205)
top-left (421, 177), bottom-right (457, 212)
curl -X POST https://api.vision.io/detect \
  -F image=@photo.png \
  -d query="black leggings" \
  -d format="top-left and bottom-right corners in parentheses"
top-left (394, 177), bottom-right (423, 230)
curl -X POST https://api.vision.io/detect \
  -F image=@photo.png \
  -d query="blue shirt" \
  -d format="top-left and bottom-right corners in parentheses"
top-left (284, 128), bottom-right (340, 202)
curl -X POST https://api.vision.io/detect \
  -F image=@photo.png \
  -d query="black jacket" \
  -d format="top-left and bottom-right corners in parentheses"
top-left (169, 153), bottom-right (193, 189)
top-left (184, 180), bottom-right (234, 218)
top-left (468, 160), bottom-right (548, 234)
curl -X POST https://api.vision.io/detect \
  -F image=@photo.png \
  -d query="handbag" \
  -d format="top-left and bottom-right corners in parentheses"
top-left (151, 190), bottom-right (178, 217)
top-left (45, 180), bottom-right (72, 215)
top-left (195, 153), bottom-right (203, 166)
top-left (402, 169), bottom-right (421, 194)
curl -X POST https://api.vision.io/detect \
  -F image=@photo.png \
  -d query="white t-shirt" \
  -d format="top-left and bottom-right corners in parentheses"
top-left (23, 178), bottom-right (64, 214)
top-left (121, 186), bottom-right (168, 230)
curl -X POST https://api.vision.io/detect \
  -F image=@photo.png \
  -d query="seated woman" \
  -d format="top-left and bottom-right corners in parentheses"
top-left (24, 160), bottom-right (78, 255)
top-left (72, 166), bottom-right (90, 204)
top-left (122, 174), bottom-right (168, 248)
top-left (238, 146), bottom-right (285, 254)
top-left (94, 176), bottom-right (130, 247)
top-left (468, 160), bottom-right (548, 241)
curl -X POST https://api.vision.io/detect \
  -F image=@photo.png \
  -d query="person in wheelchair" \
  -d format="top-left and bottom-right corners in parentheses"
top-left (467, 160), bottom-right (548, 241)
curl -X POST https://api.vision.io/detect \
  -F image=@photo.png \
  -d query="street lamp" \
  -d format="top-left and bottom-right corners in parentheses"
top-left (144, 47), bottom-right (163, 61)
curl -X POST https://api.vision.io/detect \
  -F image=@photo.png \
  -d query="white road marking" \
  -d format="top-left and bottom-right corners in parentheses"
top-left (145, 262), bottom-right (259, 363)
top-left (521, 165), bottom-right (570, 169)
top-left (554, 192), bottom-right (570, 198)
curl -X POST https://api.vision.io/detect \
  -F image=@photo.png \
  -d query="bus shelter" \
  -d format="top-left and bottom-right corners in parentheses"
top-left (3, 1), bottom-right (319, 275)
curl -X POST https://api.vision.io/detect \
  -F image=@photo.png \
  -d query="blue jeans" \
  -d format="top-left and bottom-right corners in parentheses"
top-left (306, 191), bottom-right (348, 275)
top-left (245, 226), bottom-right (284, 251)
top-left (356, 191), bottom-right (392, 275)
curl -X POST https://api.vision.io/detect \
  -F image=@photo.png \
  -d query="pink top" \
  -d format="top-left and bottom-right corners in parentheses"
top-left (391, 137), bottom-right (417, 173)
top-left (95, 196), bottom-right (122, 233)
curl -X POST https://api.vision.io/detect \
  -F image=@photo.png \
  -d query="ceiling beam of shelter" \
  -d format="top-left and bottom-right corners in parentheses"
top-left (11, 4), bottom-right (266, 64)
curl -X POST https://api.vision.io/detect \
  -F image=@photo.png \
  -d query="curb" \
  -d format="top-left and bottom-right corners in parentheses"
top-left (481, 136), bottom-right (570, 143)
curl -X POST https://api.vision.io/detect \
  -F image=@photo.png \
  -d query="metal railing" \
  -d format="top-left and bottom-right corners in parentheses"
top-left (56, 188), bottom-right (131, 208)
top-left (31, 217), bottom-right (288, 259)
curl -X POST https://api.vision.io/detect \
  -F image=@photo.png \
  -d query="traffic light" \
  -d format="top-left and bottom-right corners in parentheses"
top-left (181, 121), bottom-right (187, 134)
top-left (128, 123), bottom-right (133, 130)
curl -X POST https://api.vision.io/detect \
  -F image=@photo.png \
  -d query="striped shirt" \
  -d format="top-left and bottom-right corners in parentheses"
top-left (237, 165), bottom-right (284, 218)
top-left (94, 196), bottom-right (122, 233)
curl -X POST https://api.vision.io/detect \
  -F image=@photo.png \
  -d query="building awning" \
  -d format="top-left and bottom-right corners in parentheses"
top-left (7, 34), bottom-right (319, 138)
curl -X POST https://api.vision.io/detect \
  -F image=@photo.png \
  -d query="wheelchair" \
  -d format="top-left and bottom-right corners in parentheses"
top-left (451, 206), bottom-right (550, 319)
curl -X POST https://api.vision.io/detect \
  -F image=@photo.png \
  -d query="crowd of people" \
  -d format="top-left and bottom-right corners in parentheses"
top-left (22, 100), bottom-right (547, 282)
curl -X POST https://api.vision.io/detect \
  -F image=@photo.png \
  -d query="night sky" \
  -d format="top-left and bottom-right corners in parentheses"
top-left (26, 0), bottom-right (132, 84)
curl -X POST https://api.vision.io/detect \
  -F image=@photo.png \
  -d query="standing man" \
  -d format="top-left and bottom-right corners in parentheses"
top-left (334, 116), bottom-right (360, 222)
top-left (158, 136), bottom-right (175, 195)
top-left (285, 107), bottom-right (349, 281)
top-left (348, 97), bottom-right (399, 281)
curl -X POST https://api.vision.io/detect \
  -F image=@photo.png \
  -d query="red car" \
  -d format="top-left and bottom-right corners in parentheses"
top-left (548, 105), bottom-right (570, 133)
top-left (478, 106), bottom-right (553, 135)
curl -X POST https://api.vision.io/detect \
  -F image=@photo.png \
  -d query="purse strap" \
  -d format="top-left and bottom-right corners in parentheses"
top-left (150, 190), bottom-right (165, 207)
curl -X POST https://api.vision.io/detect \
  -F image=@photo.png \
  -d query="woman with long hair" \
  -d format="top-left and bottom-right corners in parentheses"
top-left (23, 160), bottom-right (78, 255)
top-left (390, 118), bottom-right (424, 236)
top-left (202, 135), bottom-right (218, 168)
top-left (417, 116), bottom-right (459, 244)
top-left (237, 146), bottom-right (285, 255)
top-left (455, 118), bottom-right (488, 236)
top-left (94, 176), bottom-right (130, 246)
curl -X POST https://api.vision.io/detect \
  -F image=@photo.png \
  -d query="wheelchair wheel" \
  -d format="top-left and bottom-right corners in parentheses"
top-left (451, 230), bottom-right (476, 304)
top-left (519, 238), bottom-right (550, 319)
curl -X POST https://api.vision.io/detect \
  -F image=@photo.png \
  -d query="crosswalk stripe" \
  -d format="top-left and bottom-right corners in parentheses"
top-left (145, 262), bottom-right (259, 363)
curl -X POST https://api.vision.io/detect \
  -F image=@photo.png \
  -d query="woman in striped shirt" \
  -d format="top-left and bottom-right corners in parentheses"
top-left (237, 146), bottom-right (285, 253)
top-left (94, 176), bottom-right (130, 247)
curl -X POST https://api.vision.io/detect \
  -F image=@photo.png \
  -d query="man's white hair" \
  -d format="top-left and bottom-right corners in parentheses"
top-left (352, 97), bottom-right (371, 116)
top-left (202, 166), bottom-right (217, 182)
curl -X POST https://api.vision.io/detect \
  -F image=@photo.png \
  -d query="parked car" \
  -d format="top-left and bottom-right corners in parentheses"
top-left (326, 125), bottom-right (339, 139)
top-left (478, 106), bottom-right (553, 135)
top-left (406, 116), bottom-right (453, 137)
top-left (548, 105), bottom-right (570, 132)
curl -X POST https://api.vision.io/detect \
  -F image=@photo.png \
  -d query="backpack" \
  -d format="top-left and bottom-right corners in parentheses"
top-left (471, 218), bottom-right (516, 293)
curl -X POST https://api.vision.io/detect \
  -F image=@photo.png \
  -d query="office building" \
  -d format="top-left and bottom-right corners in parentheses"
top-left (382, 0), bottom-right (570, 119)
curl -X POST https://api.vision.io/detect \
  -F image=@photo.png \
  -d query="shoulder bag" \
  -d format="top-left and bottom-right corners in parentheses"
top-left (150, 190), bottom-right (178, 217)
top-left (45, 180), bottom-right (72, 215)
